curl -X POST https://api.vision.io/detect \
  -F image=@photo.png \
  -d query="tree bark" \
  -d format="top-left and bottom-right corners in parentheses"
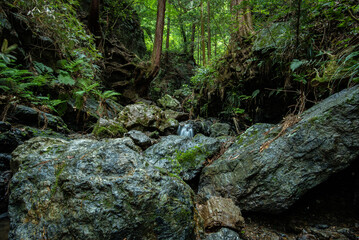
top-left (230, 0), bottom-right (253, 46)
top-left (165, 12), bottom-right (171, 64)
top-left (295, 0), bottom-right (302, 51)
top-left (190, 23), bottom-right (196, 62)
top-left (88, 0), bottom-right (102, 47)
top-left (201, 0), bottom-right (206, 66)
top-left (180, 23), bottom-right (188, 54)
top-left (207, 2), bottom-right (211, 62)
top-left (151, 0), bottom-right (167, 76)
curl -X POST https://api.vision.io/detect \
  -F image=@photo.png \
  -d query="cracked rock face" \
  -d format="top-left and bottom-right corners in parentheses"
top-left (198, 86), bottom-right (359, 213)
top-left (9, 137), bottom-right (199, 240)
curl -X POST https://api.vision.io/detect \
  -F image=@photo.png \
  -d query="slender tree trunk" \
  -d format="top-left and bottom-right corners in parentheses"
top-left (151, 0), bottom-right (167, 76)
top-left (197, 24), bottom-right (201, 65)
top-left (200, 0), bottom-right (206, 66)
top-left (190, 23), bottom-right (196, 62)
top-left (165, 13), bottom-right (170, 64)
top-left (207, 2), bottom-right (211, 62)
top-left (214, 29), bottom-right (217, 56)
top-left (295, 0), bottom-right (302, 51)
top-left (88, 0), bottom-right (102, 47)
top-left (180, 23), bottom-right (187, 54)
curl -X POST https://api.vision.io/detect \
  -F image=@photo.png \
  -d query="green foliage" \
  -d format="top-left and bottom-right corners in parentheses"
top-left (0, 39), bottom-right (17, 64)
top-left (290, 59), bottom-right (309, 72)
top-left (14, 0), bottom-right (100, 61)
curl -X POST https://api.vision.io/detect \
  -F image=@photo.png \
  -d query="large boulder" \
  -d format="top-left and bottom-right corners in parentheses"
top-left (7, 105), bottom-right (68, 133)
top-left (144, 134), bottom-right (221, 181)
top-left (158, 94), bottom-right (181, 110)
top-left (117, 102), bottom-right (179, 134)
top-left (198, 86), bottom-right (359, 213)
top-left (9, 137), bottom-right (199, 239)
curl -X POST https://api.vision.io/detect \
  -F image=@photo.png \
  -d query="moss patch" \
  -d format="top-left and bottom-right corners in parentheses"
top-left (92, 123), bottom-right (128, 138)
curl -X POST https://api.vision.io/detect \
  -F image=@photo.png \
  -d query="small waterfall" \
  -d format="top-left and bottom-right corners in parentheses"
top-left (177, 124), bottom-right (194, 138)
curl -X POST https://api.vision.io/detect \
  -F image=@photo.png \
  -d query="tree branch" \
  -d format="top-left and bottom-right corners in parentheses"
top-left (348, 9), bottom-right (359, 23)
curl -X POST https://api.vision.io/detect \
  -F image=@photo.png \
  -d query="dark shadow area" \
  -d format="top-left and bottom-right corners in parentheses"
top-left (242, 159), bottom-right (359, 237)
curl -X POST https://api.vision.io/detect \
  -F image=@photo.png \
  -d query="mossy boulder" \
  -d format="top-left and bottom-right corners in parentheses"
top-left (9, 137), bottom-right (200, 239)
top-left (158, 94), bottom-right (181, 110)
top-left (117, 103), bottom-right (179, 134)
top-left (92, 118), bottom-right (127, 138)
top-left (144, 134), bottom-right (221, 181)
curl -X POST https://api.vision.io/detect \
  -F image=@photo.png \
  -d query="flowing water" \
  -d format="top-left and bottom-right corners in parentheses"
top-left (177, 124), bottom-right (194, 138)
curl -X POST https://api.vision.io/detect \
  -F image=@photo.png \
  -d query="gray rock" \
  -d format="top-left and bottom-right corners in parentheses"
top-left (205, 228), bottom-right (243, 240)
top-left (210, 123), bottom-right (232, 137)
top-left (9, 137), bottom-right (199, 239)
top-left (125, 130), bottom-right (152, 150)
top-left (158, 94), bottom-right (181, 110)
top-left (9, 105), bottom-right (69, 132)
top-left (199, 86), bottom-right (359, 213)
top-left (117, 102), bottom-right (179, 134)
top-left (163, 109), bottom-right (189, 121)
top-left (144, 134), bottom-right (221, 181)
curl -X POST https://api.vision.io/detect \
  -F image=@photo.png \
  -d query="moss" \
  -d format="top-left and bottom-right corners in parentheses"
top-left (174, 146), bottom-right (207, 170)
top-left (51, 162), bottom-right (66, 196)
top-left (168, 172), bottom-right (183, 181)
top-left (92, 123), bottom-right (128, 138)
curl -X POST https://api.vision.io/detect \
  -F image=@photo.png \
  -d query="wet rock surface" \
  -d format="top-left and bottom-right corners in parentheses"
top-left (124, 130), bottom-right (152, 150)
top-left (9, 137), bottom-right (199, 240)
top-left (199, 86), bottom-right (359, 212)
top-left (144, 134), bottom-right (221, 182)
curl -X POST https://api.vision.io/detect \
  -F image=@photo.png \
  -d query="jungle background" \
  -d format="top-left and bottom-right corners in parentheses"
top-left (0, 0), bottom-right (358, 131)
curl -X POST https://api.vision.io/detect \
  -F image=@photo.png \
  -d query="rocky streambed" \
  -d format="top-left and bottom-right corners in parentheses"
top-left (0, 86), bottom-right (359, 239)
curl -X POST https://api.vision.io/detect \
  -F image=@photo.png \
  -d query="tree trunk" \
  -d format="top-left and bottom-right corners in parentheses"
top-left (207, 2), bottom-right (211, 62)
top-left (88, 0), bottom-right (102, 47)
top-left (214, 29), bottom-right (217, 56)
top-left (198, 24), bottom-right (201, 65)
top-left (230, 0), bottom-right (253, 45)
top-left (190, 23), bottom-right (196, 62)
top-left (180, 23), bottom-right (188, 54)
top-left (201, 0), bottom-right (206, 66)
top-left (151, 0), bottom-right (167, 76)
top-left (295, 0), bottom-right (302, 51)
top-left (165, 13), bottom-right (171, 64)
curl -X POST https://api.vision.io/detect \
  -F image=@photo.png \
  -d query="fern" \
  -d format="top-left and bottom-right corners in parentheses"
top-left (57, 70), bottom-right (75, 85)
top-left (33, 61), bottom-right (54, 74)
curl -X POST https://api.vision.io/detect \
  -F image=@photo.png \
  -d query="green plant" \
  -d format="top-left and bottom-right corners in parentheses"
top-left (93, 90), bottom-right (122, 117)
top-left (0, 39), bottom-right (17, 64)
